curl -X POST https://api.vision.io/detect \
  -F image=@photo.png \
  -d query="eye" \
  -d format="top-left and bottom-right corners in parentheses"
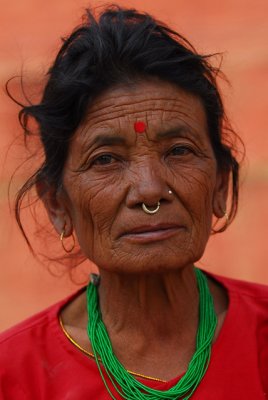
top-left (92, 154), bottom-right (115, 166)
top-left (169, 145), bottom-right (193, 156)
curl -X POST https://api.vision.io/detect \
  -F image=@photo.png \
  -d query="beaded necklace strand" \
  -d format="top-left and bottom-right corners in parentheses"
top-left (86, 268), bottom-right (217, 399)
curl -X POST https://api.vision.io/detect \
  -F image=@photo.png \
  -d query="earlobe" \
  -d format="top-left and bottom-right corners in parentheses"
top-left (213, 170), bottom-right (230, 218)
top-left (35, 180), bottom-right (73, 236)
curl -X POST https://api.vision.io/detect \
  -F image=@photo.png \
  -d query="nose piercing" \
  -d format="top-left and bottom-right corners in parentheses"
top-left (168, 190), bottom-right (172, 194)
top-left (142, 202), bottom-right (160, 214)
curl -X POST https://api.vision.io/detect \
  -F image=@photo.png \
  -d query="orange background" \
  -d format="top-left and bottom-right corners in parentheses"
top-left (0, 0), bottom-right (268, 332)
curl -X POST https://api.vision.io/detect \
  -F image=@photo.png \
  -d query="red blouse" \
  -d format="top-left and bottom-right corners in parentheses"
top-left (0, 272), bottom-right (268, 399)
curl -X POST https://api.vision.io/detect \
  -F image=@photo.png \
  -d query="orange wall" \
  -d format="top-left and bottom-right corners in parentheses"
top-left (1, 0), bottom-right (268, 332)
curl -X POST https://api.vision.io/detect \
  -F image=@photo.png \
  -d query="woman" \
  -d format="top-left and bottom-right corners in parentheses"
top-left (0, 5), bottom-right (267, 399)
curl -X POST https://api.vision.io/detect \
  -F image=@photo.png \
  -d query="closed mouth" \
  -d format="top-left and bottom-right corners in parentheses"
top-left (120, 224), bottom-right (184, 243)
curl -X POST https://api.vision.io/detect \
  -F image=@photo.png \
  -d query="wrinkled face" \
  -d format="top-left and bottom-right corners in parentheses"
top-left (53, 79), bottom-right (227, 273)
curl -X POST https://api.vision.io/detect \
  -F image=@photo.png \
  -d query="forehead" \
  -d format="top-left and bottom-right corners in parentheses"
top-left (75, 79), bottom-right (209, 144)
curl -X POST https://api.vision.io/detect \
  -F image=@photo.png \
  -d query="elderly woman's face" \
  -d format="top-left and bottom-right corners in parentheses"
top-left (58, 80), bottom-right (227, 273)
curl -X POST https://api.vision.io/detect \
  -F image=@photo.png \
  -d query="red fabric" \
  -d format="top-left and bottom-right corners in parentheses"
top-left (0, 272), bottom-right (268, 399)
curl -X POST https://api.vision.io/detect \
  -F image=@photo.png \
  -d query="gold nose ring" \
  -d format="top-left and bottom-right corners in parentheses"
top-left (142, 202), bottom-right (160, 214)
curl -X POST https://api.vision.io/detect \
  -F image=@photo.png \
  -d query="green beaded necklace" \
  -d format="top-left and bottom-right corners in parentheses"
top-left (86, 268), bottom-right (217, 399)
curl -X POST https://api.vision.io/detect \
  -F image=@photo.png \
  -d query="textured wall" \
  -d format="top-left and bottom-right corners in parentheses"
top-left (0, 0), bottom-right (268, 331)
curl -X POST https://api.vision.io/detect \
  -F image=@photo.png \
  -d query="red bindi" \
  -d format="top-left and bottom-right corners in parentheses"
top-left (134, 121), bottom-right (146, 133)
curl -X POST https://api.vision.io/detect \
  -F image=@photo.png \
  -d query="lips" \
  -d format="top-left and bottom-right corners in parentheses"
top-left (119, 223), bottom-right (184, 243)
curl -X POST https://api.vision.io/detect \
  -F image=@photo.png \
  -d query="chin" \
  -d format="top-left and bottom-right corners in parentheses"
top-left (90, 233), bottom-right (207, 275)
top-left (96, 249), bottom-right (202, 276)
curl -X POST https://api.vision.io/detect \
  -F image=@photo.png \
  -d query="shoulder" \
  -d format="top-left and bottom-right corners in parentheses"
top-left (0, 286), bottom-right (92, 399)
top-left (207, 270), bottom-right (268, 302)
top-left (205, 270), bottom-right (268, 337)
top-left (214, 272), bottom-right (268, 333)
top-left (0, 303), bottom-right (56, 345)
top-left (205, 270), bottom-right (268, 350)
top-left (206, 271), bottom-right (268, 394)
top-left (0, 287), bottom-right (85, 350)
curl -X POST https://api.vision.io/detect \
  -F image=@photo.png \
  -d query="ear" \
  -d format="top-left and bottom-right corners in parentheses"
top-left (36, 180), bottom-right (73, 237)
top-left (212, 169), bottom-right (230, 218)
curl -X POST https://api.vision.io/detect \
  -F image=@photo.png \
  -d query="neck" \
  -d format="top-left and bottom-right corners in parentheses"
top-left (97, 265), bottom-right (199, 346)
top-left (61, 265), bottom-right (226, 381)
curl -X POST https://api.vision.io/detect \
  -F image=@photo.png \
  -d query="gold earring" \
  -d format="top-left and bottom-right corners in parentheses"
top-left (219, 211), bottom-right (229, 232)
top-left (60, 229), bottom-right (75, 253)
top-left (211, 211), bottom-right (230, 234)
top-left (224, 212), bottom-right (229, 226)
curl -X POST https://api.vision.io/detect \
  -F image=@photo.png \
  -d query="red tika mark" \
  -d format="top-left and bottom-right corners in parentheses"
top-left (134, 121), bottom-right (146, 133)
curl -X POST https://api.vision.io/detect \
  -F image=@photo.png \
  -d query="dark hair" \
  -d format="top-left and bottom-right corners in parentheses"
top-left (13, 5), bottom-right (242, 249)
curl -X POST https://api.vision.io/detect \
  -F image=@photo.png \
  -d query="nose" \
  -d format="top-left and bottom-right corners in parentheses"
top-left (125, 160), bottom-right (171, 209)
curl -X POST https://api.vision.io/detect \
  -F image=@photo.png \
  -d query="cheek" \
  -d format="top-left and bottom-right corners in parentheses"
top-left (64, 155), bottom-right (217, 269)
top-left (173, 160), bottom-right (216, 205)
top-left (66, 174), bottom-right (122, 254)
top-left (173, 163), bottom-right (216, 237)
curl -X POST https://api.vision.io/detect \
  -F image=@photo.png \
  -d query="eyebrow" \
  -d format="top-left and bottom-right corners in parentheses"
top-left (156, 126), bottom-right (193, 140)
top-left (83, 125), bottom-right (198, 151)
top-left (87, 134), bottom-right (127, 148)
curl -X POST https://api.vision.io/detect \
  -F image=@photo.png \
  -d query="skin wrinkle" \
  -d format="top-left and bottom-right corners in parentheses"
top-left (101, 271), bottom-right (198, 322)
top-left (168, 167), bottom-right (213, 234)
top-left (76, 135), bottom-right (213, 180)
top-left (75, 126), bottom-right (212, 178)
top-left (51, 79), bottom-right (229, 380)
top-left (80, 84), bottom-right (209, 140)
top-left (62, 81), bottom-right (219, 272)
top-left (80, 110), bottom-right (207, 149)
top-left (84, 94), bottom-right (189, 118)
